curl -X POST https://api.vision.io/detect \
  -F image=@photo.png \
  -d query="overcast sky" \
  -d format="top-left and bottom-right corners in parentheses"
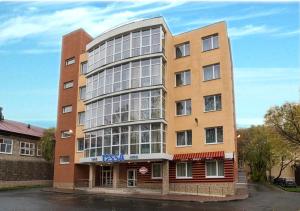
top-left (0, 1), bottom-right (299, 128)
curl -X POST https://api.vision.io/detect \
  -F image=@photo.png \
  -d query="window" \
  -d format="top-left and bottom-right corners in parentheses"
top-left (176, 99), bottom-right (191, 116)
top-left (205, 127), bottom-right (223, 144)
top-left (36, 144), bottom-right (42, 156)
top-left (80, 62), bottom-right (87, 74)
top-left (61, 130), bottom-right (71, 139)
top-left (176, 130), bottom-right (192, 146)
top-left (175, 42), bottom-right (190, 58)
top-left (206, 160), bottom-right (224, 177)
top-left (202, 34), bottom-right (219, 51)
top-left (77, 138), bottom-right (84, 152)
top-left (175, 70), bottom-right (191, 87)
top-left (78, 112), bottom-right (85, 126)
top-left (62, 105), bottom-right (72, 114)
top-left (176, 162), bottom-right (192, 178)
top-left (79, 86), bottom-right (86, 100)
top-left (65, 57), bottom-right (75, 66)
top-left (20, 142), bottom-right (35, 156)
top-left (204, 94), bottom-right (222, 112)
top-left (152, 163), bottom-right (162, 179)
top-left (0, 139), bottom-right (13, 154)
top-left (203, 63), bottom-right (220, 81)
top-left (63, 81), bottom-right (74, 89)
top-left (60, 156), bottom-right (70, 164)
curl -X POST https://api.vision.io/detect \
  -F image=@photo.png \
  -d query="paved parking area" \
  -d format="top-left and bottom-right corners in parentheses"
top-left (0, 183), bottom-right (299, 211)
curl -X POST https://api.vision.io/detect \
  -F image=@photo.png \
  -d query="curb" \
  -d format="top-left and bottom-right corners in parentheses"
top-left (41, 188), bottom-right (249, 203)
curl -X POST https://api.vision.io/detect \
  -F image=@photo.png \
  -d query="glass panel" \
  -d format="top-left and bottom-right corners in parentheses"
top-left (214, 64), bottom-right (220, 79)
top-left (217, 127), bottom-right (223, 143)
top-left (186, 100), bottom-right (191, 115)
top-left (205, 96), bottom-right (215, 111)
top-left (218, 160), bottom-right (224, 176)
top-left (187, 130), bottom-right (192, 145)
top-left (206, 161), bottom-right (217, 176)
top-left (176, 72), bottom-right (183, 86)
top-left (176, 101), bottom-right (184, 115)
top-left (177, 132), bottom-right (185, 146)
top-left (187, 162), bottom-right (192, 177)
top-left (176, 163), bottom-right (186, 177)
top-left (216, 94), bottom-right (222, 110)
top-left (206, 128), bottom-right (216, 143)
top-left (204, 65), bottom-right (214, 81)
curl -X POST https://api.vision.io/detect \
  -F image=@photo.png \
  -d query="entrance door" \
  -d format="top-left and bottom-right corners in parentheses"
top-left (127, 169), bottom-right (137, 187)
top-left (101, 166), bottom-right (112, 187)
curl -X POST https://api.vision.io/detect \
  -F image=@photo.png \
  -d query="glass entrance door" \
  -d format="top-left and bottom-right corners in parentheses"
top-left (101, 166), bottom-right (112, 187)
top-left (127, 169), bottom-right (137, 187)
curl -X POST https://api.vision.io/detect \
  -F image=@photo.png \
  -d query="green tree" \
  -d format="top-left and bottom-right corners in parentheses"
top-left (265, 103), bottom-right (300, 145)
top-left (40, 128), bottom-right (55, 162)
top-left (238, 126), bottom-right (272, 182)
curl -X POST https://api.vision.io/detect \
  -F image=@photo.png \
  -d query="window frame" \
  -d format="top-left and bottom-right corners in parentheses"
top-left (19, 141), bottom-right (35, 156)
top-left (175, 42), bottom-right (190, 59)
top-left (77, 138), bottom-right (84, 152)
top-left (65, 57), bottom-right (75, 66)
top-left (59, 156), bottom-right (70, 165)
top-left (203, 63), bottom-right (221, 81)
top-left (176, 162), bottom-right (193, 179)
top-left (79, 86), bottom-right (86, 100)
top-left (61, 130), bottom-right (71, 139)
top-left (202, 34), bottom-right (219, 52)
top-left (63, 81), bottom-right (74, 89)
top-left (151, 163), bottom-right (162, 179)
top-left (175, 70), bottom-right (191, 87)
top-left (80, 61), bottom-right (88, 75)
top-left (78, 111), bottom-right (85, 126)
top-left (62, 105), bottom-right (72, 114)
top-left (204, 94), bottom-right (222, 112)
top-left (175, 99), bottom-right (191, 116)
top-left (205, 126), bottom-right (223, 144)
top-left (176, 130), bottom-right (192, 147)
top-left (0, 138), bottom-right (13, 154)
top-left (205, 160), bottom-right (225, 178)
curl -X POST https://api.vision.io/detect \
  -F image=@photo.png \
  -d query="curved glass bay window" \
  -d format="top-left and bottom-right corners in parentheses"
top-left (88, 27), bottom-right (164, 73)
top-left (86, 57), bottom-right (164, 100)
top-left (85, 89), bottom-right (165, 129)
top-left (84, 123), bottom-right (166, 157)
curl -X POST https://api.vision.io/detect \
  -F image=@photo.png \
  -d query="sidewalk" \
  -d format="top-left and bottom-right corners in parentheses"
top-left (41, 186), bottom-right (248, 203)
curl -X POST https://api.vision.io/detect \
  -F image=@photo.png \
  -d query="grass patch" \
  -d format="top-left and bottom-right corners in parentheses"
top-left (281, 187), bottom-right (300, 192)
top-left (0, 184), bottom-right (51, 192)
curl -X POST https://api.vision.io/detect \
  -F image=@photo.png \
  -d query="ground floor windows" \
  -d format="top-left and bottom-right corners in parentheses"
top-left (152, 163), bottom-right (162, 179)
top-left (176, 162), bottom-right (192, 179)
top-left (205, 160), bottom-right (224, 178)
top-left (0, 139), bottom-right (13, 154)
top-left (20, 142), bottom-right (35, 156)
top-left (84, 123), bottom-right (166, 158)
top-left (127, 169), bottom-right (137, 187)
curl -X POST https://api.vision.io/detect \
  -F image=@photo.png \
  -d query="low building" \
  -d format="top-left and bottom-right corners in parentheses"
top-left (54, 17), bottom-right (237, 196)
top-left (0, 108), bottom-right (53, 188)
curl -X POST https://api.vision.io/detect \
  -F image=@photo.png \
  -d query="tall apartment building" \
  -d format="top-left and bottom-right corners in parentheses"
top-left (54, 17), bottom-right (237, 196)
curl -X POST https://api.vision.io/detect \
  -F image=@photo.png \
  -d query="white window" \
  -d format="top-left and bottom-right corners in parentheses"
top-left (80, 62), bottom-right (87, 74)
top-left (206, 160), bottom-right (224, 177)
top-left (176, 162), bottom-right (192, 179)
top-left (37, 144), bottom-right (42, 156)
top-left (176, 130), bottom-right (192, 146)
top-left (78, 112), bottom-right (85, 126)
top-left (20, 142), bottom-right (35, 156)
top-left (152, 163), bottom-right (162, 179)
top-left (65, 57), bottom-right (75, 66)
top-left (175, 70), bottom-right (191, 87)
top-left (59, 156), bottom-right (70, 164)
top-left (77, 138), bottom-right (84, 152)
top-left (176, 99), bottom-right (191, 116)
top-left (175, 42), bottom-right (190, 58)
top-left (203, 63), bottom-right (220, 81)
top-left (62, 105), bottom-right (72, 114)
top-left (63, 81), bottom-right (74, 89)
top-left (204, 94), bottom-right (222, 112)
top-left (0, 139), bottom-right (13, 154)
top-left (61, 131), bottom-right (71, 139)
top-left (202, 34), bottom-right (219, 51)
top-left (79, 86), bottom-right (86, 100)
top-left (205, 127), bottom-right (223, 144)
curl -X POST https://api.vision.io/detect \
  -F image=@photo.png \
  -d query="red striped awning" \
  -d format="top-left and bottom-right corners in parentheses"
top-left (173, 151), bottom-right (224, 161)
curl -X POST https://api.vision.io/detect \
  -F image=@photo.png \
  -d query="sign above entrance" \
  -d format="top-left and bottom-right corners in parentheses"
top-left (139, 166), bottom-right (148, 174)
top-left (102, 154), bottom-right (125, 162)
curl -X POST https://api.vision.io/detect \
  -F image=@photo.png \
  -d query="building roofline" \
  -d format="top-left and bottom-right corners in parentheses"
top-left (62, 28), bottom-right (93, 39)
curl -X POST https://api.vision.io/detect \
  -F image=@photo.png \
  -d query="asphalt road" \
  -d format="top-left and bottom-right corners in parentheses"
top-left (0, 183), bottom-right (299, 211)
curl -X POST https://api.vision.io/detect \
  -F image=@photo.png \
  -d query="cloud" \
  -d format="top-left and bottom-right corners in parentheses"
top-left (186, 8), bottom-right (284, 26)
top-left (275, 29), bottom-right (300, 37)
top-left (0, 2), bottom-right (185, 46)
top-left (228, 24), bottom-right (279, 37)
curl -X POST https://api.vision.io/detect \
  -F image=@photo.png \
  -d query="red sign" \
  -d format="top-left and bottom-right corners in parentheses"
top-left (139, 166), bottom-right (148, 174)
